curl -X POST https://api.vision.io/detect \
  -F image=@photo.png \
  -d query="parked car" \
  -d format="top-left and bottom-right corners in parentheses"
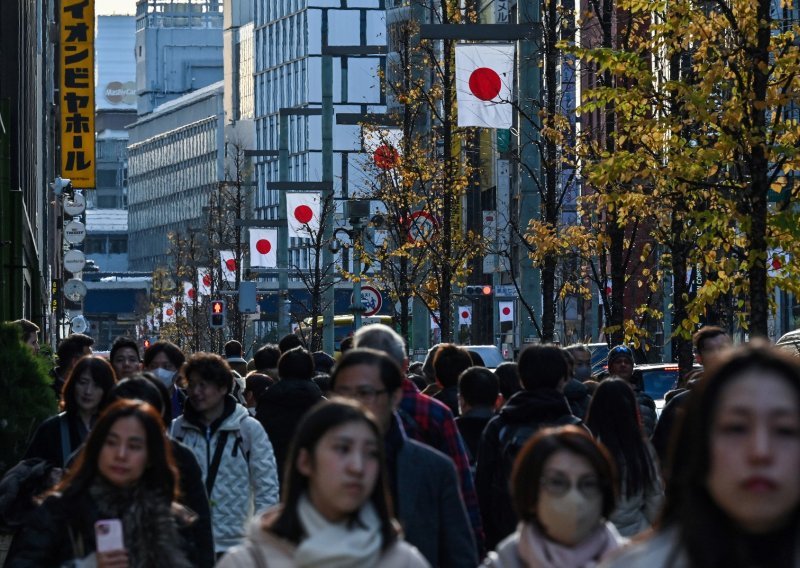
top-left (635, 363), bottom-right (701, 415)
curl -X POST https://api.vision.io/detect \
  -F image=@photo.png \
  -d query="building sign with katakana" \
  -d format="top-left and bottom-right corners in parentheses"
top-left (60, 0), bottom-right (95, 188)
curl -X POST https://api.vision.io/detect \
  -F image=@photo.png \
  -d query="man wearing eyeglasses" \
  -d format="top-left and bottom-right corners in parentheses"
top-left (606, 345), bottom-right (657, 437)
top-left (330, 348), bottom-right (478, 568)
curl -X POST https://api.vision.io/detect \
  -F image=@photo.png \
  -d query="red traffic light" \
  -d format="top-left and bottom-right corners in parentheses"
top-left (481, 285), bottom-right (492, 295)
top-left (212, 301), bottom-right (224, 314)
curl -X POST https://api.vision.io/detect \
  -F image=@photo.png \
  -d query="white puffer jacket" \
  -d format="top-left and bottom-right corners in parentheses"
top-left (171, 396), bottom-right (279, 553)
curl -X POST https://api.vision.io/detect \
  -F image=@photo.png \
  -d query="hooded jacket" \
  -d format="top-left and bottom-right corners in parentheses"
top-left (255, 379), bottom-right (323, 483)
top-left (475, 389), bottom-right (582, 549)
top-left (171, 395), bottom-right (279, 553)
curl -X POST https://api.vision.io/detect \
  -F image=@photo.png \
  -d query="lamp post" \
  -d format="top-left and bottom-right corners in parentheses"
top-left (329, 199), bottom-right (374, 331)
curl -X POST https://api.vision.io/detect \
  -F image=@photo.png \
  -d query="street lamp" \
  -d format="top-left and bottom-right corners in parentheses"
top-left (328, 199), bottom-right (376, 331)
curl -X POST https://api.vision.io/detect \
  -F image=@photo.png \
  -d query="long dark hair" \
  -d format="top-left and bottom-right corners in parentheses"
top-left (270, 399), bottom-right (398, 551)
top-left (53, 399), bottom-right (179, 501)
top-left (61, 355), bottom-right (117, 415)
top-left (664, 341), bottom-right (800, 567)
top-left (585, 378), bottom-right (658, 498)
top-left (511, 425), bottom-right (618, 522)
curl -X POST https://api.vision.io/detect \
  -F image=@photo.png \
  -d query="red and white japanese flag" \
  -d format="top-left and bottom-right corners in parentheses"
top-left (220, 250), bottom-right (237, 283)
top-left (286, 192), bottom-right (321, 239)
top-left (458, 306), bottom-right (472, 325)
top-left (249, 228), bottom-right (277, 268)
top-left (162, 302), bottom-right (176, 323)
top-left (183, 281), bottom-right (197, 304)
top-left (499, 301), bottom-right (514, 322)
top-left (455, 44), bottom-right (515, 128)
top-left (198, 268), bottom-right (212, 296)
top-left (364, 129), bottom-right (403, 170)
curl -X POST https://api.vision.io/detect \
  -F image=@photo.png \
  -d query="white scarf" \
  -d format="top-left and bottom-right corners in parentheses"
top-left (294, 494), bottom-right (382, 568)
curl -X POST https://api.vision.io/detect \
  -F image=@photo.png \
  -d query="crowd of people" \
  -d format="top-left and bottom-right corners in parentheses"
top-left (1, 318), bottom-right (799, 567)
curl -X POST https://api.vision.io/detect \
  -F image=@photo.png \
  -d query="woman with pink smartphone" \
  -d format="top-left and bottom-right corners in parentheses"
top-left (6, 400), bottom-right (195, 567)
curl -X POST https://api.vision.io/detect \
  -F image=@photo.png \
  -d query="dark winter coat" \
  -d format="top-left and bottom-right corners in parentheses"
top-left (6, 481), bottom-right (195, 567)
top-left (455, 407), bottom-right (494, 466)
top-left (433, 385), bottom-right (460, 417)
top-left (475, 388), bottom-right (582, 549)
top-left (564, 378), bottom-right (593, 420)
top-left (23, 412), bottom-right (87, 469)
top-left (255, 379), bottom-right (323, 483)
top-left (170, 439), bottom-right (215, 567)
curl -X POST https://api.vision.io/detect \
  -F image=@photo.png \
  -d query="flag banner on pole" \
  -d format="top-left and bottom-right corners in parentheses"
top-left (198, 268), bottom-right (212, 296)
top-left (363, 129), bottom-right (403, 170)
top-left (499, 300), bottom-right (514, 322)
top-left (220, 250), bottom-right (237, 283)
top-left (162, 302), bottom-right (176, 323)
top-left (286, 192), bottom-right (321, 238)
top-left (455, 43), bottom-right (515, 128)
top-left (183, 281), bottom-right (196, 305)
top-left (431, 311), bottom-right (441, 330)
top-left (458, 305), bottom-right (472, 325)
top-left (249, 228), bottom-right (278, 268)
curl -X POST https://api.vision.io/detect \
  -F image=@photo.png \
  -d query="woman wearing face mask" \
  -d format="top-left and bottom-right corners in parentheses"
top-left (24, 355), bottom-right (117, 468)
top-left (585, 379), bottom-right (663, 537)
top-left (7, 399), bottom-right (194, 567)
top-left (143, 340), bottom-right (186, 422)
top-left (603, 341), bottom-right (800, 568)
top-left (217, 399), bottom-right (430, 568)
top-left (484, 425), bottom-right (624, 568)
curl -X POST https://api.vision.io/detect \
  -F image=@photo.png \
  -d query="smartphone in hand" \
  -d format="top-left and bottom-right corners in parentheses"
top-left (95, 519), bottom-right (124, 552)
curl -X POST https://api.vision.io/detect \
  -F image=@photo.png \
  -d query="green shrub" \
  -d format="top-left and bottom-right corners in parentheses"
top-left (0, 323), bottom-right (57, 475)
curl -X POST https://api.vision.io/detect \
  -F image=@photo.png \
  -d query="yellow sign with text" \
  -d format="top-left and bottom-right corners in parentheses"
top-left (60, 0), bottom-right (95, 188)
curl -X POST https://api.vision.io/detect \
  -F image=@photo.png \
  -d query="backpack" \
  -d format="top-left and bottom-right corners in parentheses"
top-left (496, 414), bottom-right (582, 485)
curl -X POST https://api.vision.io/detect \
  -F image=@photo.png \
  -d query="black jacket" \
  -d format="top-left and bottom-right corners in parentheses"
top-left (23, 412), bottom-right (87, 469)
top-left (455, 407), bottom-right (494, 466)
top-left (255, 379), bottom-right (323, 483)
top-left (170, 439), bottom-right (215, 568)
top-left (564, 378), bottom-right (592, 420)
top-left (433, 385), bottom-right (460, 417)
top-left (475, 388), bottom-right (581, 548)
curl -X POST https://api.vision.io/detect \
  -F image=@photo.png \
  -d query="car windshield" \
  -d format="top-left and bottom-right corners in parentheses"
top-left (641, 369), bottom-right (678, 400)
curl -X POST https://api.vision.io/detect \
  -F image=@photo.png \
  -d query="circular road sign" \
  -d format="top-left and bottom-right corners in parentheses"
top-left (70, 315), bottom-right (88, 334)
top-left (64, 220), bottom-right (86, 245)
top-left (407, 210), bottom-right (438, 242)
top-left (64, 278), bottom-right (88, 302)
top-left (63, 193), bottom-right (86, 216)
top-left (360, 285), bottom-right (382, 317)
top-left (64, 249), bottom-right (86, 273)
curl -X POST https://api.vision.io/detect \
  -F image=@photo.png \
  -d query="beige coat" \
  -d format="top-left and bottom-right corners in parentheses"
top-left (216, 513), bottom-right (431, 568)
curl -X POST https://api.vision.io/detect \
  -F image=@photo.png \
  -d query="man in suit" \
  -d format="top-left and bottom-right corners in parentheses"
top-left (330, 348), bottom-right (477, 567)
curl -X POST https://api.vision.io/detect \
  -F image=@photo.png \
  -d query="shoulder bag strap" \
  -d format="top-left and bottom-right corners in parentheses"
top-left (205, 431), bottom-right (229, 497)
top-left (59, 412), bottom-right (71, 466)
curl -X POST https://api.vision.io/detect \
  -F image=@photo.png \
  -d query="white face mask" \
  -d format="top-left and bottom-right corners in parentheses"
top-left (537, 484), bottom-right (603, 546)
top-left (151, 367), bottom-right (176, 388)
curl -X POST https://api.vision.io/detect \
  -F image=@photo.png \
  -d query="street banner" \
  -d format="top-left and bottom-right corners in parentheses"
top-left (459, 306), bottom-right (472, 325)
top-left (286, 192), bottom-right (321, 238)
top-left (249, 228), bottom-right (278, 268)
top-left (455, 43), bottom-right (515, 129)
top-left (220, 250), bottom-right (237, 283)
top-left (162, 302), bottom-right (176, 323)
top-left (60, 0), bottom-right (95, 187)
top-left (363, 128), bottom-right (403, 170)
top-left (198, 268), bottom-right (212, 296)
top-left (499, 300), bottom-right (514, 322)
top-left (183, 281), bottom-right (196, 305)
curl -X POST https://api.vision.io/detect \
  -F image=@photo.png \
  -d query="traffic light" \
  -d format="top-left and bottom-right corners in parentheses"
top-left (210, 298), bottom-right (227, 329)
top-left (464, 284), bottom-right (493, 297)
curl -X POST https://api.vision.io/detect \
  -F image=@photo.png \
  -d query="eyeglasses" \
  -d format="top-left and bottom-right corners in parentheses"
top-left (334, 386), bottom-right (388, 403)
top-left (540, 473), bottom-right (602, 498)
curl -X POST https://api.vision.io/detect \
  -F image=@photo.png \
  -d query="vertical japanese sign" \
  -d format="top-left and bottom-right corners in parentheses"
top-left (60, 0), bottom-right (95, 188)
